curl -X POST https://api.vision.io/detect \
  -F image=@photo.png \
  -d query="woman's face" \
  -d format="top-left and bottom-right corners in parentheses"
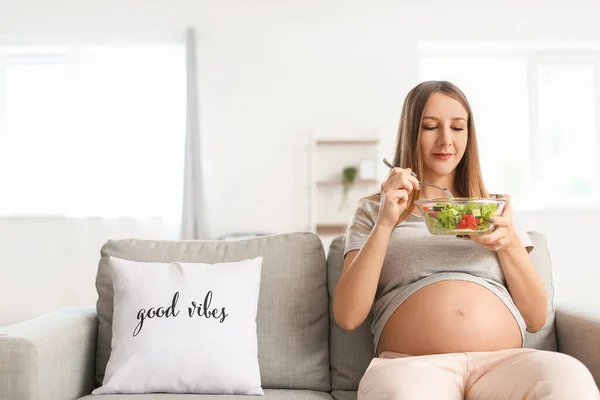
top-left (419, 92), bottom-right (469, 178)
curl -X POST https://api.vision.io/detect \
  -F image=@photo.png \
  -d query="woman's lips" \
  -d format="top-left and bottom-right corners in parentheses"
top-left (433, 153), bottom-right (453, 160)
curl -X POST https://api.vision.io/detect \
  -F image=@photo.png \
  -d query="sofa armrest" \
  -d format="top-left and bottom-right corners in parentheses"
top-left (556, 304), bottom-right (600, 387)
top-left (0, 307), bottom-right (97, 400)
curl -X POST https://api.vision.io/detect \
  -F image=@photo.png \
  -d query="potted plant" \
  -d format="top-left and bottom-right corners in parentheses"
top-left (339, 166), bottom-right (358, 209)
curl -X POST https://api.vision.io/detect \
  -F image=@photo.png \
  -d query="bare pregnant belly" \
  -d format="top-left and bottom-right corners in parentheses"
top-left (377, 280), bottom-right (522, 356)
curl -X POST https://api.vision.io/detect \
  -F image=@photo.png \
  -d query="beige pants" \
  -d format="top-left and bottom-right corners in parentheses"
top-left (358, 348), bottom-right (600, 400)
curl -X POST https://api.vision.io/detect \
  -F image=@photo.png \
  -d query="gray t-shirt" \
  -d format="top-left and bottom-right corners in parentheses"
top-left (343, 198), bottom-right (534, 354)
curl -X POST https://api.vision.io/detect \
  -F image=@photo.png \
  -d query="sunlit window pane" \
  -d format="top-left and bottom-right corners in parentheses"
top-left (0, 45), bottom-right (186, 218)
top-left (536, 64), bottom-right (597, 203)
top-left (0, 64), bottom-right (69, 214)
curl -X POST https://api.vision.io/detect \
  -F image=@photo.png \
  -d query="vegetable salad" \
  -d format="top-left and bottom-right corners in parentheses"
top-left (423, 202), bottom-right (498, 232)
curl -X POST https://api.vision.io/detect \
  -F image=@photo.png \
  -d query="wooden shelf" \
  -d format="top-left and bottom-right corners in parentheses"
top-left (316, 139), bottom-right (379, 145)
top-left (316, 179), bottom-right (378, 186)
top-left (311, 134), bottom-right (379, 238)
top-left (316, 223), bottom-right (347, 236)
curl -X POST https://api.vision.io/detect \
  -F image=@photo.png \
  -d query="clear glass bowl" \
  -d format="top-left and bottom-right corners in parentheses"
top-left (414, 197), bottom-right (507, 235)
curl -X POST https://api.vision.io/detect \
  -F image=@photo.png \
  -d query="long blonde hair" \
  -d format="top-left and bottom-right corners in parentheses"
top-left (364, 80), bottom-right (488, 225)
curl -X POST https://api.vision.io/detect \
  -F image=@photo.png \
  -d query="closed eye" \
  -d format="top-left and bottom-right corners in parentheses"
top-left (423, 126), bottom-right (464, 131)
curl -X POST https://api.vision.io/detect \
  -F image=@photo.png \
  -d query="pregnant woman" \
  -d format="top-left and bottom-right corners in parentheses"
top-left (333, 80), bottom-right (599, 399)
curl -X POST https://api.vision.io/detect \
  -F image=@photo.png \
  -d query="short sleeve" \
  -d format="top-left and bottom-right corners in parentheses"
top-left (343, 198), bottom-right (377, 258)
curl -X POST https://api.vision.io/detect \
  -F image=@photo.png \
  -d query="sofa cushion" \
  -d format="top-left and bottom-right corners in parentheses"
top-left (523, 231), bottom-right (557, 351)
top-left (95, 233), bottom-right (330, 391)
top-left (326, 231), bottom-right (557, 391)
top-left (326, 236), bottom-right (374, 391)
top-left (331, 391), bottom-right (357, 400)
top-left (79, 389), bottom-right (333, 400)
top-left (94, 256), bottom-right (263, 395)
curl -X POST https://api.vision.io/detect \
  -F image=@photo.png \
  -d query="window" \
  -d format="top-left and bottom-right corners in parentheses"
top-left (535, 63), bottom-right (597, 202)
top-left (419, 45), bottom-right (600, 209)
top-left (0, 45), bottom-right (186, 218)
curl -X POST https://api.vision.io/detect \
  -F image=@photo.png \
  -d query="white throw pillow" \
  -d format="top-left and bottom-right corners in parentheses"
top-left (92, 256), bottom-right (264, 395)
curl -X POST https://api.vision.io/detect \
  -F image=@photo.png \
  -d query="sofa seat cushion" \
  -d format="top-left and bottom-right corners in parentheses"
top-left (79, 389), bottom-right (333, 400)
top-left (331, 391), bottom-right (357, 400)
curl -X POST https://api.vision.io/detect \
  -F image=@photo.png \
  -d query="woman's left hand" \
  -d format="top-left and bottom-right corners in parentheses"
top-left (467, 194), bottom-right (521, 252)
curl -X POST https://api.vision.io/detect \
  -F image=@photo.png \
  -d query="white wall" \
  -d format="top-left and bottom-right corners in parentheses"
top-left (1, 0), bottom-right (599, 325)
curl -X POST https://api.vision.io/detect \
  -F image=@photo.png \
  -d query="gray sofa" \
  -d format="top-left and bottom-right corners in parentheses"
top-left (1, 232), bottom-right (599, 400)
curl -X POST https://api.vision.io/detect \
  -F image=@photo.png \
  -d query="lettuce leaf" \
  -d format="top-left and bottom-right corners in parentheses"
top-left (437, 208), bottom-right (458, 229)
top-left (479, 203), bottom-right (497, 220)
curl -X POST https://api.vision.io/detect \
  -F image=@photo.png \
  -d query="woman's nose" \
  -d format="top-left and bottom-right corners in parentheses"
top-left (436, 125), bottom-right (453, 147)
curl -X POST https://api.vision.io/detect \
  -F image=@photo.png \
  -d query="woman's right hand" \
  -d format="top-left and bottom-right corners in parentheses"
top-left (377, 167), bottom-right (421, 229)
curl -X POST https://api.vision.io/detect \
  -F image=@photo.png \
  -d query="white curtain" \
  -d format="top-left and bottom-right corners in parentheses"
top-left (181, 27), bottom-right (210, 240)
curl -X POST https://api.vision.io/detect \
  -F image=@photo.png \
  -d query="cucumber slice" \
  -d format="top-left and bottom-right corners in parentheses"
top-left (432, 205), bottom-right (443, 211)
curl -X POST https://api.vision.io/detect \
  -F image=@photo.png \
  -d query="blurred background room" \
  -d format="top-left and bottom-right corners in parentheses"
top-left (0, 0), bottom-right (599, 326)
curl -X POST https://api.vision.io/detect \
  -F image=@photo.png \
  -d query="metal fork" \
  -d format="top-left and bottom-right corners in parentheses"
top-left (382, 158), bottom-right (454, 198)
